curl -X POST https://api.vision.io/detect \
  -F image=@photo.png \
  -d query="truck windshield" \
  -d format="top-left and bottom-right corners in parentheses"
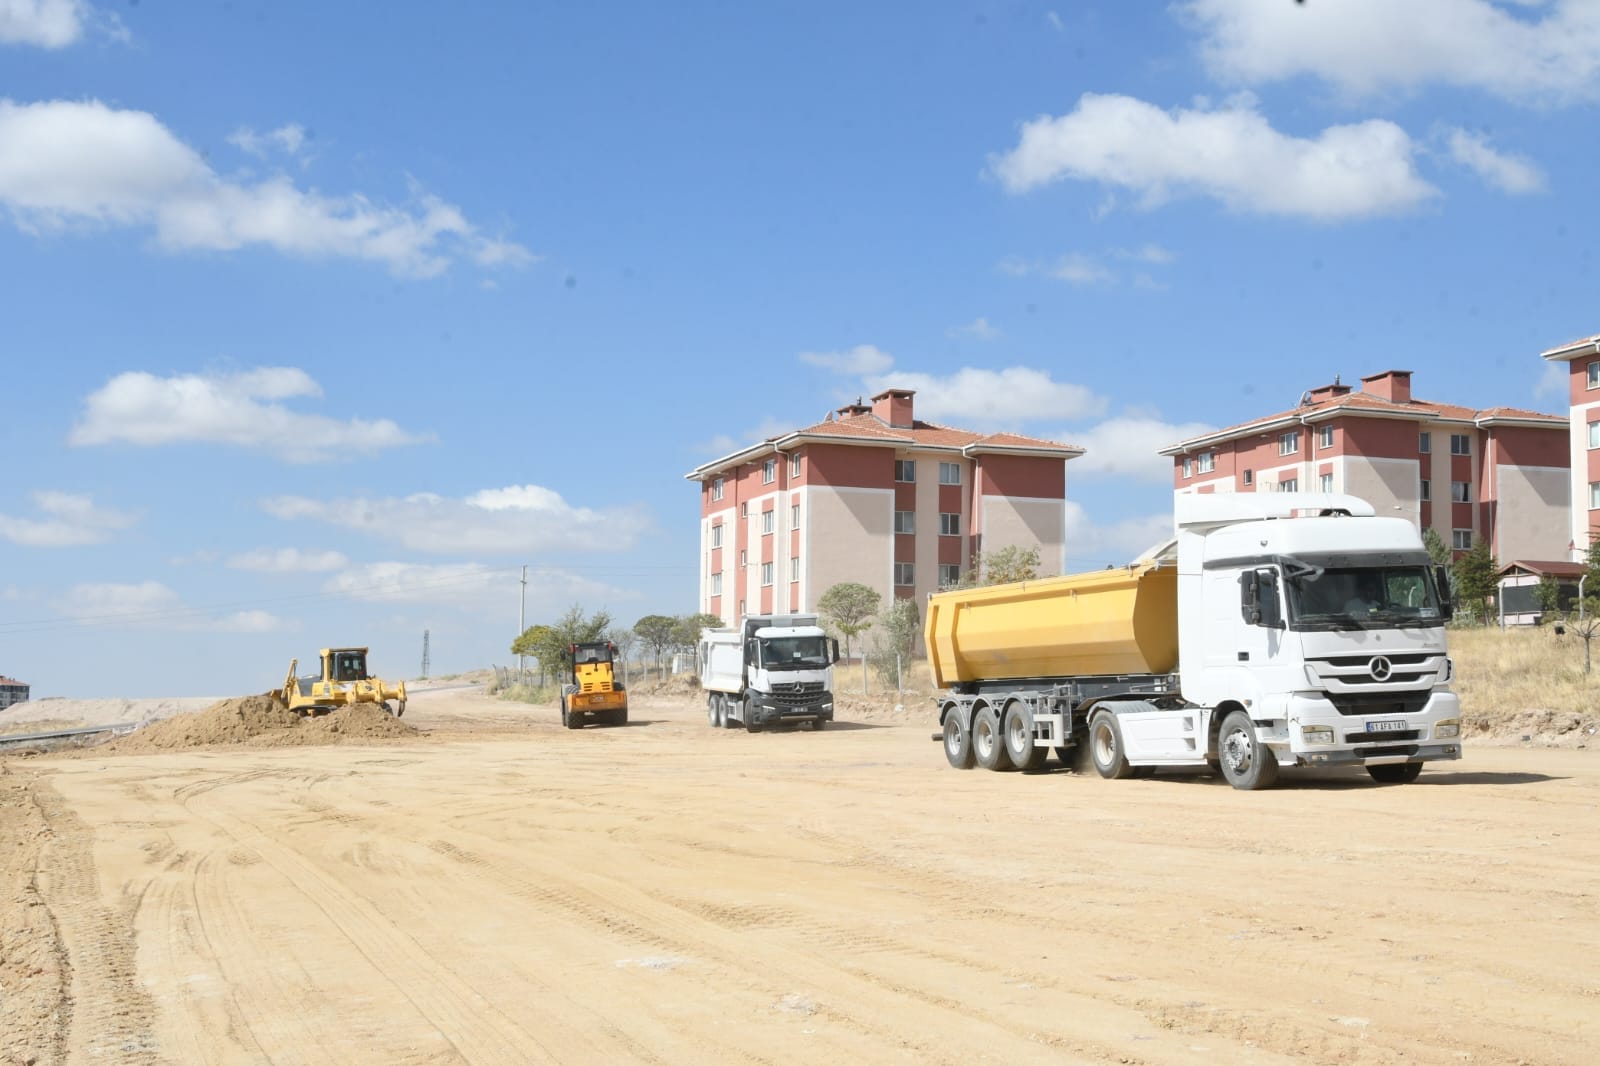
top-left (1285, 566), bottom-right (1443, 631)
top-left (757, 636), bottom-right (831, 669)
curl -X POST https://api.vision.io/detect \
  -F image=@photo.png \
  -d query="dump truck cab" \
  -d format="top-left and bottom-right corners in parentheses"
top-left (560, 641), bottom-right (628, 729)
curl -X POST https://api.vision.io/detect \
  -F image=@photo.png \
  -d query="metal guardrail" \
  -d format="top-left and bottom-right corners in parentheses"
top-left (0, 722), bottom-right (137, 747)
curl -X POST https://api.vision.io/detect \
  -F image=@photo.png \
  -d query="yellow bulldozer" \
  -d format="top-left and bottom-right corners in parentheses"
top-left (282, 647), bottom-right (407, 717)
top-left (559, 640), bottom-right (627, 728)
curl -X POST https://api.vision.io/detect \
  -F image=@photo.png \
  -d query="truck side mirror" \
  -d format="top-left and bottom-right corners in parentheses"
top-left (831, 638), bottom-right (840, 664)
top-left (1240, 569), bottom-right (1284, 629)
top-left (1240, 571), bottom-right (1261, 625)
top-left (745, 638), bottom-right (759, 667)
top-left (1433, 564), bottom-right (1454, 622)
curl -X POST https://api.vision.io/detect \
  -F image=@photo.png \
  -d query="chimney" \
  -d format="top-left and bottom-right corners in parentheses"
top-left (870, 388), bottom-right (915, 428)
top-left (1306, 374), bottom-right (1352, 403)
top-left (1361, 369), bottom-right (1412, 405)
top-left (836, 395), bottom-right (872, 418)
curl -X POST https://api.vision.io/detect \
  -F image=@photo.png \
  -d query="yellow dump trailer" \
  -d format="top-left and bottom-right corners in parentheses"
top-left (924, 562), bottom-right (1177, 689)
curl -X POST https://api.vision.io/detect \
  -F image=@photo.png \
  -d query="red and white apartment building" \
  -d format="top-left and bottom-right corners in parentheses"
top-left (1541, 332), bottom-right (1600, 557)
top-left (684, 388), bottom-right (1082, 622)
top-left (1160, 370), bottom-right (1569, 564)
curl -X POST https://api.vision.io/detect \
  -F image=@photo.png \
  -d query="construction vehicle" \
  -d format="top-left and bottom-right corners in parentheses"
top-left (560, 641), bottom-right (628, 728)
top-left (926, 493), bottom-right (1462, 789)
top-left (700, 614), bottom-right (839, 731)
top-left (281, 647), bottom-right (407, 716)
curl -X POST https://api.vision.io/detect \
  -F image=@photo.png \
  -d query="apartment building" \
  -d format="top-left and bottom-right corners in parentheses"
top-left (684, 388), bottom-right (1082, 621)
top-left (1540, 332), bottom-right (1600, 555)
top-left (1160, 370), bottom-right (1568, 562)
top-left (0, 675), bottom-right (29, 710)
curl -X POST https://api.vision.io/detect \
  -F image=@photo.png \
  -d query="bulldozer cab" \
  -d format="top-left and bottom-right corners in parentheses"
top-left (570, 642), bottom-right (617, 688)
top-left (326, 648), bottom-right (370, 683)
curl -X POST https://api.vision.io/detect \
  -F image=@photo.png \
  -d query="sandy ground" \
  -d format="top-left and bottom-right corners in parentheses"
top-left (2, 684), bottom-right (1598, 1065)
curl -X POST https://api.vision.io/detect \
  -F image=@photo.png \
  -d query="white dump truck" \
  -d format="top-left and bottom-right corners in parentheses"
top-left (700, 614), bottom-right (840, 732)
top-left (925, 493), bottom-right (1463, 789)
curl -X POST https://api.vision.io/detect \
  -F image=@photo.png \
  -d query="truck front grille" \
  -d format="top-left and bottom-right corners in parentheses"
top-left (1327, 693), bottom-right (1431, 717)
top-left (770, 681), bottom-right (825, 707)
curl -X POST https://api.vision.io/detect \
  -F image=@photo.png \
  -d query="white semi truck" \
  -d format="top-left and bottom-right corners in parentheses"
top-left (700, 614), bottom-right (840, 732)
top-left (925, 493), bottom-right (1463, 789)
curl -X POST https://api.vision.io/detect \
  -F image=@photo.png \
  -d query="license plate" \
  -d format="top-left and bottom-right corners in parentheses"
top-left (1366, 719), bottom-right (1406, 733)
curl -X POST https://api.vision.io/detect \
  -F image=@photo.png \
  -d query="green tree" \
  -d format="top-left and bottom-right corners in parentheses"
top-left (671, 612), bottom-right (725, 653)
top-left (511, 624), bottom-right (559, 684)
top-left (1534, 576), bottom-right (1562, 617)
top-left (606, 626), bottom-right (636, 670)
top-left (818, 582), bottom-right (880, 659)
top-left (1451, 540), bottom-right (1498, 624)
top-left (946, 544), bottom-right (1044, 589)
top-left (868, 597), bottom-right (921, 685)
top-left (513, 605), bottom-right (612, 681)
top-left (634, 614), bottom-right (677, 670)
top-left (1568, 596), bottom-right (1600, 674)
top-left (1421, 527), bottom-right (1451, 567)
top-left (1585, 534), bottom-right (1600, 599)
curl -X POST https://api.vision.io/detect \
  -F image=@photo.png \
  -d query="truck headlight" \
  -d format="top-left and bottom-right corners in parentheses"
top-left (1300, 725), bottom-right (1334, 745)
top-left (1435, 718), bottom-right (1460, 739)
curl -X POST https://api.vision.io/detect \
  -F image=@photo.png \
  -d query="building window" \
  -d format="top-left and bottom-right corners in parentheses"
top-left (789, 453), bottom-right (802, 478)
top-left (1319, 473), bottom-right (1333, 493)
top-left (739, 549), bottom-right (747, 566)
top-left (1590, 482), bottom-right (1600, 509)
top-left (710, 524), bottom-right (723, 548)
top-left (761, 562), bottom-right (773, 586)
top-left (939, 462), bottom-right (961, 485)
top-left (711, 477), bottom-right (725, 500)
top-left (1420, 479), bottom-right (1431, 501)
top-left (1590, 362), bottom-right (1600, 389)
top-left (740, 502), bottom-right (748, 518)
top-left (895, 459), bottom-right (916, 482)
top-left (739, 599), bottom-right (746, 615)
top-left (762, 458), bottom-right (776, 484)
top-left (1181, 457), bottom-right (1193, 478)
top-left (939, 563), bottom-right (961, 587)
top-left (940, 512), bottom-right (960, 536)
top-left (1279, 477), bottom-right (1298, 492)
top-left (1589, 422), bottom-right (1599, 450)
top-left (1419, 432), bottom-right (1431, 454)
top-left (762, 509), bottom-right (774, 534)
top-left (1452, 530), bottom-right (1472, 551)
top-left (1279, 430), bottom-right (1300, 455)
top-left (1450, 434), bottom-right (1471, 456)
top-left (790, 557), bottom-right (800, 582)
top-left (893, 562), bottom-right (914, 586)
top-left (790, 503), bottom-right (799, 526)
top-left (1452, 481), bottom-right (1470, 503)
top-left (1242, 469), bottom-right (1253, 486)
top-left (710, 573), bottom-right (722, 595)
top-left (1318, 425), bottom-right (1334, 449)
top-left (894, 510), bottom-right (915, 534)
top-left (1197, 451), bottom-right (1215, 473)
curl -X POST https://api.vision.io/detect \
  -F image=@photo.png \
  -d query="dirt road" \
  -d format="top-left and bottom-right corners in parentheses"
top-left (4, 686), bottom-right (1597, 1065)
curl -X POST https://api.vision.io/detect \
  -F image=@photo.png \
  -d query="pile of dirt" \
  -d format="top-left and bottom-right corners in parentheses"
top-left (1468, 707), bottom-right (1600, 748)
top-left (633, 674), bottom-right (701, 700)
top-left (104, 694), bottom-right (419, 754)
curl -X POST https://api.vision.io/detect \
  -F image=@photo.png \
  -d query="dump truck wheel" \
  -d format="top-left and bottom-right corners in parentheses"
top-left (972, 705), bottom-right (1013, 771)
top-left (811, 717), bottom-right (826, 731)
top-left (1217, 710), bottom-right (1278, 790)
top-left (1089, 712), bottom-right (1134, 780)
top-left (1366, 762), bottom-right (1421, 784)
top-left (1002, 702), bottom-right (1048, 772)
top-left (942, 709), bottom-right (975, 769)
top-left (707, 696), bottom-right (719, 727)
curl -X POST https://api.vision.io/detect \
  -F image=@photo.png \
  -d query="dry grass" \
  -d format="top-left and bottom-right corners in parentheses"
top-left (1450, 625), bottom-right (1600, 746)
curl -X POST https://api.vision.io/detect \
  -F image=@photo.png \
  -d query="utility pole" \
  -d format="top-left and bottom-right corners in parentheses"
top-left (518, 565), bottom-right (527, 681)
top-left (421, 629), bottom-right (430, 679)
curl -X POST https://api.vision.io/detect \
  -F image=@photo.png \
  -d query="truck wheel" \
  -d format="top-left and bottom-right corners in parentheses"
top-left (1002, 703), bottom-right (1048, 771)
top-left (565, 703), bottom-right (583, 730)
top-left (1089, 712), bottom-right (1134, 780)
top-left (1217, 710), bottom-right (1278, 790)
top-left (708, 696), bottom-right (718, 727)
top-left (612, 709), bottom-right (628, 727)
top-left (973, 705), bottom-right (1014, 771)
top-left (942, 710), bottom-right (975, 769)
top-left (1366, 762), bottom-right (1422, 784)
top-left (811, 717), bottom-right (826, 731)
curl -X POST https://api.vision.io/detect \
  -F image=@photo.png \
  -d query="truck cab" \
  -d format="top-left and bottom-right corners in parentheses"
top-left (700, 615), bottom-right (840, 732)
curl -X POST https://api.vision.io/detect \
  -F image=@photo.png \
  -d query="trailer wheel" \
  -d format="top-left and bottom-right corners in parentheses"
top-left (942, 709), bottom-right (975, 769)
top-left (1218, 710), bottom-right (1278, 790)
top-left (1366, 762), bottom-right (1422, 784)
top-left (1002, 703), bottom-right (1048, 771)
top-left (1089, 712), bottom-right (1134, 779)
top-left (973, 705), bottom-right (1013, 771)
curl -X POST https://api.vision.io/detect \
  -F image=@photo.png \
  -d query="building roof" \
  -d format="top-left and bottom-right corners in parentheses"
top-left (684, 411), bottom-right (1083, 480)
top-left (1160, 385), bottom-right (1565, 456)
top-left (1541, 332), bottom-right (1600, 361)
top-left (1498, 560), bottom-right (1587, 579)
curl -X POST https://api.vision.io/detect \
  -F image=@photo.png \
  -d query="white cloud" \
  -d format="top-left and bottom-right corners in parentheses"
top-left (1445, 129), bottom-right (1545, 194)
top-left (947, 317), bottom-right (1002, 340)
top-left (799, 344), bottom-right (895, 376)
top-left (1181, 0), bottom-right (1600, 105)
top-left (0, 490), bottom-right (138, 546)
top-left (215, 610), bottom-right (283, 633)
top-left (1046, 11), bottom-right (1065, 32)
top-left (991, 92), bottom-right (1436, 221)
top-left (228, 123), bottom-right (309, 161)
top-left (1115, 243), bottom-right (1175, 264)
top-left (54, 580), bottom-right (284, 631)
top-left (1063, 502), bottom-right (1175, 568)
top-left (1051, 253), bottom-right (1113, 285)
top-left (1064, 415), bottom-right (1217, 482)
top-left (69, 367), bottom-right (435, 463)
top-left (862, 367), bottom-right (1107, 426)
top-left (227, 547), bottom-right (350, 573)
top-left (262, 485), bottom-right (649, 556)
top-left (322, 561), bottom-right (627, 612)
top-left (0, 0), bottom-right (84, 48)
top-left (0, 98), bottom-right (532, 277)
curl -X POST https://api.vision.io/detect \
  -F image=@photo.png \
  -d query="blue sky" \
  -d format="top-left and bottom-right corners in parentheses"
top-left (2, 0), bottom-right (1595, 697)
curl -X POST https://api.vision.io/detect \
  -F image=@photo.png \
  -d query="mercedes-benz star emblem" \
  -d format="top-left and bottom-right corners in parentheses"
top-left (1369, 655), bottom-right (1393, 682)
